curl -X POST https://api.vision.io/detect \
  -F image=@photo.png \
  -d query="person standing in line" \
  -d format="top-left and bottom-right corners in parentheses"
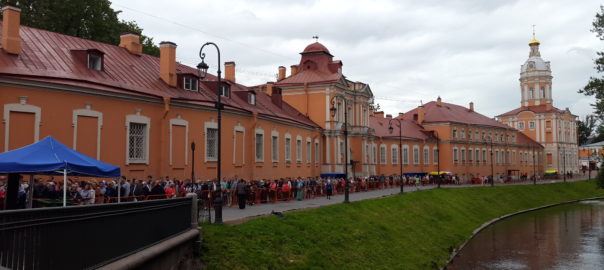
top-left (325, 179), bottom-right (333, 200)
top-left (236, 179), bottom-right (247, 209)
top-left (296, 179), bottom-right (304, 201)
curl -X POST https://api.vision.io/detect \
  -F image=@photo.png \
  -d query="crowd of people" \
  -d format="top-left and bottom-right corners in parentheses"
top-left (0, 172), bottom-right (570, 210)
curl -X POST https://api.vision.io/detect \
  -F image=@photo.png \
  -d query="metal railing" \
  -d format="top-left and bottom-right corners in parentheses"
top-left (0, 197), bottom-right (194, 270)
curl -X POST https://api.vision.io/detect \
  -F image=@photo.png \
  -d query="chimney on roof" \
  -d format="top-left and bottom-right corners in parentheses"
top-left (546, 100), bottom-right (552, 111)
top-left (266, 82), bottom-right (275, 96)
top-left (397, 113), bottom-right (405, 119)
top-left (271, 87), bottom-right (283, 108)
top-left (225, 61), bottom-right (236, 83)
top-left (159, 41), bottom-right (177, 87)
top-left (469, 101), bottom-right (474, 112)
top-left (291, 65), bottom-right (298, 76)
top-left (436, 96), bottom-right (442, 106)
top-left (278, 66), bottom-right (286, 81)
top-left (119, 33), bottom-right (142, 55)
top-left (1, 6), bottom-right (21, 55)
top-left (417, 105), bottom-right (425, 125)
top-left (386, 114), bottom-right (392, 118)
top-left (375, 111), bottom-right (384, 118)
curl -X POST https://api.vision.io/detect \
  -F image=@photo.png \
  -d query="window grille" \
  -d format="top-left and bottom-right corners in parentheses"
top-left (128, 123), bottom-right (146, 161)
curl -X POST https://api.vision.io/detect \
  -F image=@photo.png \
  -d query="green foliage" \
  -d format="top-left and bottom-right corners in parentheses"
top-left (0, 0), bottom-right (159, 57)
top-left (597, 168), bottom-right (604, 189)
top-left (578, 115), bottom-right (600, 145)
top-left (201, 181), bottom-right (604, 270)
top-left (580, 5), bottom-right (604, 118)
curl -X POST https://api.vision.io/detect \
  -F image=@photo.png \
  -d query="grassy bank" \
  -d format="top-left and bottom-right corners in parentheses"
top-left (201, 180), bottom-right (604, 269)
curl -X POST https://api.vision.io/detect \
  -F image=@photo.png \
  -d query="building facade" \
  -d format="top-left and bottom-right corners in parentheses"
top-left (497, 35), bottom-right (578, 174)
top-left (0, 6), bottom-right (545, 181)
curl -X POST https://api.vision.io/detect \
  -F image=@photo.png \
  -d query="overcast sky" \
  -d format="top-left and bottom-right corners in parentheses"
top-left (111, 0), bottom-right (603, 119)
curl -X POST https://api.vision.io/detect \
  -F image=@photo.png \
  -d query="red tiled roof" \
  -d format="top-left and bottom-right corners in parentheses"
top-left (302, 42), bottom-right (330, 54)
top-left (404, 101), bottom-right (511, 129)
top-left (0, 23), bottom-right (319, 128)
top-left (275, 69), bottom-right (341, 86)
top-left (496, 104), bottom-right (561, 117)
top-left (370, 116), bottom-right (433, 140)
top-left (516, 131), bottom-right (543, 148)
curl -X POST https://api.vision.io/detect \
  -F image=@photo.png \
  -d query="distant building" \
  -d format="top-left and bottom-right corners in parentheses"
top-left (578, 141), bottom-right (604, 168)
top-left (497, 35), bottom-right (578, 174)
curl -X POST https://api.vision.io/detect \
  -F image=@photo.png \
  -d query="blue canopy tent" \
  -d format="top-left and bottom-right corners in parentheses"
top-left (0, 136), bottom-right (120, 207)
top-left (320, 173), bottom-right (346, 179)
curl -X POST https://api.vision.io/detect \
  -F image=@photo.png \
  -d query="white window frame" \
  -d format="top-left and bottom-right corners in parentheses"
top-left (183, 77), bottom-right (198, 91)
top-left (413, 145), bottom-right (420, 164)
top-left (461, 148), bottom-right (466, 162)
top-left (4, 99), bottom-right (41, 152)
top-left (391, 145), bottom-right (399, 164)
top-left (468, 148), bottom-right (473, 162)
top-left (87, 54), bottom-right (102, 70)
top-left (518, 121), bottom-right (525, 130)
top-left (255, 128), bottom-right (264, 162)
top-left (423, 146), bottom-right (429, 165)
top-left (453, 147), bottom-right (458, 162)
top-left (433, 147), bottom-right (438, 164)
top-left (232, 124), bottom-right (245, 165)
top-left (372, 144), bottom-right (377, 164)
top-left (283, 133), bottom-right (292, 163)
top-left (402, 145), bottom-right (409, 165)
top-left (296, 135), bottom-right (302, 163)
top-left (126, 113), bottom-right (151, 164)
top-left (380, 144), bottom-right (387, 164)
top-left (314, 138), bottom-right (320, 164)
top-left (169, 116), bottom-right (188, 166)
top-left (73, 105), bottom-right (103, 160)
top-left (529, 121), bottom-right (535, 130)
top-left (306, 137), bottom-right (312, 163)
top-left (204, 121), bottom-right (218, 162)
top-left (248, 92), bottom-right (256, 105)
top-left (271, 130), bottom-right (279, 162)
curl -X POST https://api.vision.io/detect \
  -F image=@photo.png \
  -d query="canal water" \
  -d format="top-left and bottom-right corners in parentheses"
top-left (447, 200), bottom-right (604, 270)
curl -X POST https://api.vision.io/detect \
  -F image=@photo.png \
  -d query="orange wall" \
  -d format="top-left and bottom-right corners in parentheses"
top-left (0, 84), bottom-right (322, 181)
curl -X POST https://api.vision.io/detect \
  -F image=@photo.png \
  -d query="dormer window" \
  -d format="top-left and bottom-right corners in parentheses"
top-left (220, 85), bottom-right (230, 97)
top-left (183, 77), bottom-right (198, 91)
top-left (248, 92), bottom-right (256, 105)
top-left (87, 54), bottom-right (102, 70)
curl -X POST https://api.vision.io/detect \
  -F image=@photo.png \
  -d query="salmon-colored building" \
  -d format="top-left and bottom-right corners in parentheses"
top-left (0, 6), bottom-right (544, 181)
top-left (497, 35), bottom-right (578, 174)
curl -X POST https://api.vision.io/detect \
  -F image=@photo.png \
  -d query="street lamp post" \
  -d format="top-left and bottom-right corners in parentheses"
top-left (388, 118), bottom-right (404, 194)
top-left (432, 131), bottom-right (441, 188)
top-left (197, 42), bottom-right (224, 224)
top-left (532, 145), bottom-right (536, 185)
top-left (191, 141), bottom-right (196, 182)
top-left (329, 96), bottom-right (350, 203)
top-left (487, 135), bottom-right (494, 187)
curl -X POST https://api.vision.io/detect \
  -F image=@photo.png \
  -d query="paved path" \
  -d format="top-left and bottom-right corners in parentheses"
top-left (209, 177), bottom-right (589, 224)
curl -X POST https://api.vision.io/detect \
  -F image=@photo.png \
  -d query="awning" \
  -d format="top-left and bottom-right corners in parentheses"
top-left (428, 171), bottom-right (452, 176)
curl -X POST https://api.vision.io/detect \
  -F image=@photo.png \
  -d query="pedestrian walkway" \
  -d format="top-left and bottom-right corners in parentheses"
top-left (215, 177), bottom-right (589, 224)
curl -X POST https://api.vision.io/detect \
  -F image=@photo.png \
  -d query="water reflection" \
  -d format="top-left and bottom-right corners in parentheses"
top-left (448, 200), bottom-right (604, 270)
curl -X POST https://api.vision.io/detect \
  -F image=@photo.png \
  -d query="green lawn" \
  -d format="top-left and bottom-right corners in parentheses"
top-left (201, 181), bottom-right (604, 269)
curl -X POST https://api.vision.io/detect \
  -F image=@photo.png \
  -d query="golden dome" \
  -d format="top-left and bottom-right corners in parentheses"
top-left (528, 37), bottom-right (540, 46)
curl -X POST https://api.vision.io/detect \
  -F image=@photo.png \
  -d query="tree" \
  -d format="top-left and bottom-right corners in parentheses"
top-left (578, 115), bottom-right (597, 145)
top-left (580, 5), bottom-right (604, 118)
top-left (596, 166), bottom-right (604, 189)
top-left (0, 0), bottom-right (159, 57)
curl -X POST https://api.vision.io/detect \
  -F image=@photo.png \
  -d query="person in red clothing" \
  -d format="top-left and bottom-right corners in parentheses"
top-left (281, 181), bottom-right (291, 200)
top-left (165, 183), bottom-right (176, 198)
top-left (269, 180), bottom-right (277, 202)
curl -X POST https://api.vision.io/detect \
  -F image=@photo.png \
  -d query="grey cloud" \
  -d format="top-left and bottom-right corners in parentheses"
top-left (112, 0), bottom-right (600, 119)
